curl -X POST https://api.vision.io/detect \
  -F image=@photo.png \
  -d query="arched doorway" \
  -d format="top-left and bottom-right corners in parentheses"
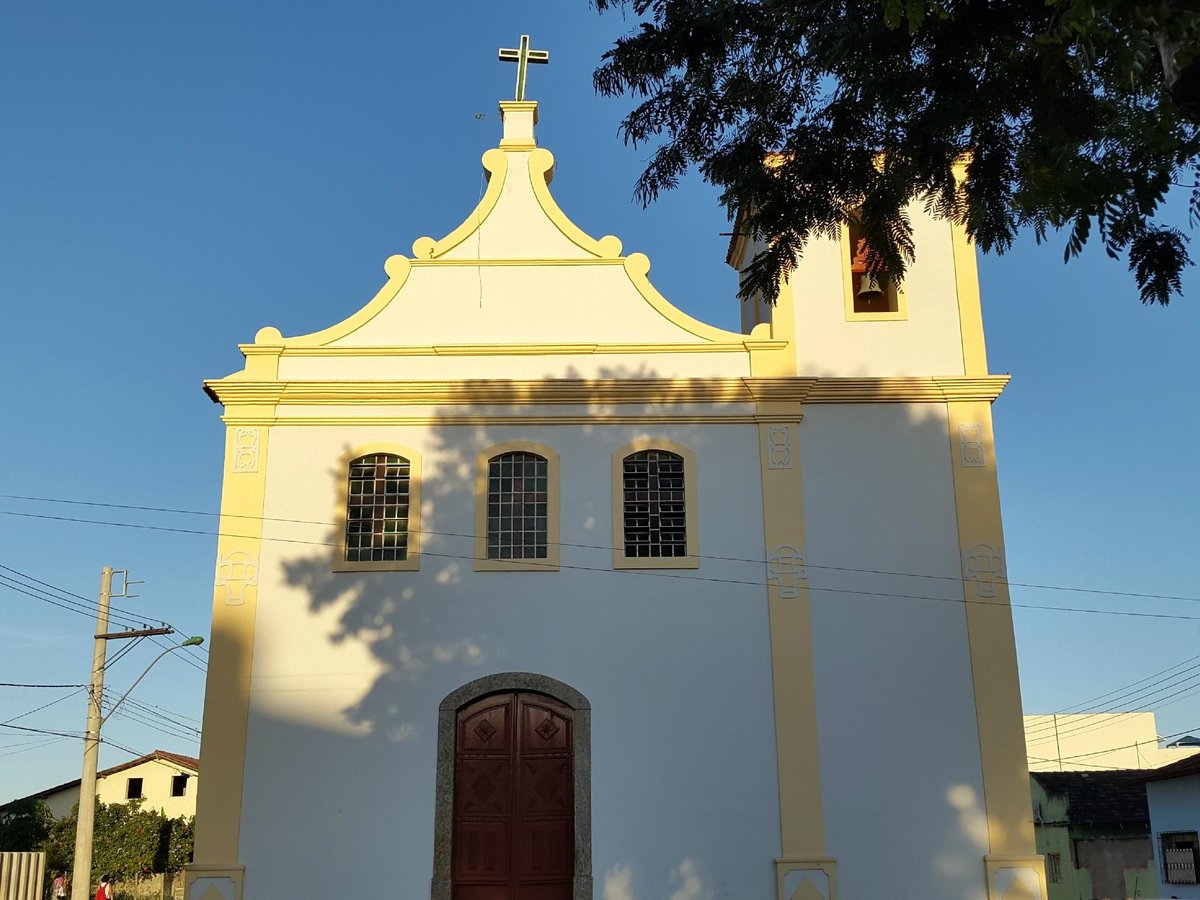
top-left (433, 674), bottom-right (592, 900)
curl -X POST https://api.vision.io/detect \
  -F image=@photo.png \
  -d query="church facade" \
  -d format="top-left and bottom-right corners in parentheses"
top-left (185, 94), bottom-right (1045, 900)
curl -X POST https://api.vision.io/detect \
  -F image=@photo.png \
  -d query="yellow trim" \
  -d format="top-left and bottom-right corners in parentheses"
top-left (246, 339), bottom-right (785, 357)
top-left (411, 149), bottom-right (509, 260)
top-left (205, 375), bottom-right (1009, 409)
top-left (757, 415), bottom-right (831, 891)
top-left (248, 255), bottom-right (414, 350)
top-left (945, 402), bottom-right (1041, 875)
top-left (840, 223), bottom-right (909, 322)
top-left (622, 252), bottom-right (757, 343)
top-left (526, 148), bottom-right (623, 258)
top-left (950, 219), bottom-right (990, 376)
top-left (610, 438), bottom-right (699, 570)
top-left (190, 425), bottom-right (270, 876)
top-left (331, 442), bottom-right (423, 573)
top-left (224, 413), bottom-right (787, 427)
top-left (474, 441), bottom-right (561, 572)
top-left (410, 257), bottom-right (627, 267)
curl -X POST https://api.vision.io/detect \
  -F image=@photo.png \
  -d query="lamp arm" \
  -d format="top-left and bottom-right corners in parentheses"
top-left (100, 645), bottom-right (177, 727)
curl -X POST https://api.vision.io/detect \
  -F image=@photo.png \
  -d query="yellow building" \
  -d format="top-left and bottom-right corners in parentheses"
top-left (12, 750), bottom-right (198, 821)
top-left (1025, 711), bottom-right (1199, 772)
top-left (187, 76), bottom-right (1045, 900)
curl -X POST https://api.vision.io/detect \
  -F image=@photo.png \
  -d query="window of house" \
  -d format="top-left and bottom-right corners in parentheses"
top-left (126, 777), bottom-right (143, 800)
top-left (1045, 852), bottom-right (1062, 884)
top-left (171, 774), bottom-right (189, 797)
top-left (843, 218), bottom-right (907, 320)
top-left (611, 441), bottom-right (699, 570)
top-left (1162, 832), bottom-right (1200, 884)
top-left (474, 443), bottom-right (560, 571)
top-left (334, 446), bottom-right (422, 572)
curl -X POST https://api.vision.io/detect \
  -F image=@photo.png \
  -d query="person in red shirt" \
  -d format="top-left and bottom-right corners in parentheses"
top-left (94, 875), bottom-right (112, 900)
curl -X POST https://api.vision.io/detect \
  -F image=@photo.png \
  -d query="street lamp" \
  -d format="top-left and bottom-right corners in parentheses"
top-left (100, 637), bottom-right (205, 728)
top-left (69, 598), bottom-right (204, 900)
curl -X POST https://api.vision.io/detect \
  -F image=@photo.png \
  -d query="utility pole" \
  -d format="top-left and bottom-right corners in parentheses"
top-left (68, 568), bottom-right (196, 900)
top-left (70, 566), bottom-right (111, 900)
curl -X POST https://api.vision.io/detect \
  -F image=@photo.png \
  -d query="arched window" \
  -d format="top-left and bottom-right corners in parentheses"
top-left (475, 443), bottom-right (560, 571)
top-left (842, 215), bottom-right (908, 321)
top-left (622, 449), bottom-right (686, 557)
top-left (487, 451), bottom-right (548, 560)
top-left (334, 445), bottom-right (422, 572)
top-left (612, 440), bottom-right (699, 569)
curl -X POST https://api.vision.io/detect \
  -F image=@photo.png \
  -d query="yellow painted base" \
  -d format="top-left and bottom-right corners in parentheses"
top-left (985, 855), bottom-right (1048, 900)
top-left (182, 864), bottom-right (244, 900)
top-left (776, 858), bottom-right (838, 900)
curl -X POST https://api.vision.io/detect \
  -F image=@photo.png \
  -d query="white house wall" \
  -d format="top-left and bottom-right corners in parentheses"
top-left (237, 422), bottom-right (782, 900)
top-left (1147, 776), bottom-right (1200, 899)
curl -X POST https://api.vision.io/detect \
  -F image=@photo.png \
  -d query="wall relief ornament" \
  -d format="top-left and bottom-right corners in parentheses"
top-left (963, 543), bottom-right (1005, 599)
top-left (767, 545), bottom-right (806, 599)
top-left (958, 423), bottom-right (987, 467)
top-left (215, 550), bottom-right (259, 606)
top-left (766, 425), bottom-right (793, 469)
top-left (232, 428), bottom-right (260, 473)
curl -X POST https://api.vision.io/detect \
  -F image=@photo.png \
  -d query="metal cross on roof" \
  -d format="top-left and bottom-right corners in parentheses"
top-left (498, 34), bottom-right (549, 102)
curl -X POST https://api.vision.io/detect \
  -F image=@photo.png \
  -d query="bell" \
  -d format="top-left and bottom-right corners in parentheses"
top-left (857, 273), bottom-right (885, 298)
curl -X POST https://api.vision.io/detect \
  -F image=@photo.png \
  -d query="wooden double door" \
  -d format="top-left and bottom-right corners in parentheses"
top-left (452, 692), bottom-right (574, 900)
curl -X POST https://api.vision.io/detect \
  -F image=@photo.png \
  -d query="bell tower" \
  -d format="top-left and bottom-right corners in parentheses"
top-left (727, 204), bottom-right (989, 380)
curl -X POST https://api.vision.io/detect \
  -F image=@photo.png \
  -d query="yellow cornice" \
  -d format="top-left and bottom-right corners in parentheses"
top-left (203, 374), bottom-right (1009, 408)
top-left (526, 148), bottom-right (623, 258)
top-left (411, 148), bottom-right (509, 259)
top-left (246, 255), bottom-right (413, 354)
top-left (805, 375), bottom-right (1010, 403)
top-left (238, 340), bottom-right (786, 357)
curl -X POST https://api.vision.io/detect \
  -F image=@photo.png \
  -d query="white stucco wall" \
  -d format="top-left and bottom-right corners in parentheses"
top-left (238, 421), bottom-right (782, 900)
top-left (1148, 776), bottom-right (1200, 899)
top-left (800, 403), bottom-right (990, 900)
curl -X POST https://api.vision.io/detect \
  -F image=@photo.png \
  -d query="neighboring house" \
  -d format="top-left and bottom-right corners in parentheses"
top-left (1026, 712), bottom-right (1199, 772)
top-left (1032, 770), bottom-right (1159, 900)
top-left (4, 750), bottom-right (199, 820)
top-left (185, 82), bottom-right (1045, 900)
top-left (1145, 753), bottom-right (1200, 897)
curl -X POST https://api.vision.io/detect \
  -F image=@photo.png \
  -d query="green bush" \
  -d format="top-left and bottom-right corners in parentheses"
top-left (39, 800), bottom-right (194, 883)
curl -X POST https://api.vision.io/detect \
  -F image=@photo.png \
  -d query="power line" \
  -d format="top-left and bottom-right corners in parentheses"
top-left (4, 493), bottom-right (1197, 605)
top-left (0, 682), bottom-right (87, 689)
top-left (0, 563), bottom-right (152, 626)
top-left (0, 689), bottom-right (85, 727)
top-left (0, 562), bottom-right (208, 668)
top-left (2, 508), bottom-right (1197, 622)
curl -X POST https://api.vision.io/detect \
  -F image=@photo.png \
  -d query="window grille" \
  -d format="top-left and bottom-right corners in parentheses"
top-left (345, 453), bottom-right (411, 563)
top-left (622, 450), bottom-right (687, 558)
top-left (1162, 832), bottom-right (1200, 884)
top-left (1045, 853), bottom-right (1062, 884)
top-left (486, 452), bottom-right (548, 560)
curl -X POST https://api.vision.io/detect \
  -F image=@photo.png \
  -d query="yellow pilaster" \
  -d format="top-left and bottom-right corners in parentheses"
top-left (756, 280), bottom-right (837, 899)
top-left (184, 413), bottom-right (272, 900)
top-left (945, 401), bottom-right (1047, 900)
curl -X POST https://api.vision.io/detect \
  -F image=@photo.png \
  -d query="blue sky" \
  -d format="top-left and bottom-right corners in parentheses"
top-left (1, 1), bottom-right (1198, 803)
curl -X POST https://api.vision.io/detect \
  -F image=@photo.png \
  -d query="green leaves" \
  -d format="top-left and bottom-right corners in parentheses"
top-left (36, 800), bottom-right (195, 883)
top-left (593, 0), bottom-right (1200, 306)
